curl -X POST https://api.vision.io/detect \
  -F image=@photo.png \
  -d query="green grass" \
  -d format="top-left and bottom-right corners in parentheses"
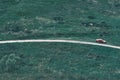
top-left (0, 0), bottom-right (120, 45)
top-left (0, 43), bottom-right (120, 80)
top-left (0, 0), bottom-right (120, 80)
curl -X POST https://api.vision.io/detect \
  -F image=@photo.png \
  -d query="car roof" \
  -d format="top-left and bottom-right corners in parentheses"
top-left (96, 39), bottom-right (103, 40)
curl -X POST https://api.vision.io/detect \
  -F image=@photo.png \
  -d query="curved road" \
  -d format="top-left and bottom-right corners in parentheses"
top-left (0, 39), bottom-right (120, 50)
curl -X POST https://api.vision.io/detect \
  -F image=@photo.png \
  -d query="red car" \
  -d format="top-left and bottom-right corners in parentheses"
top-left (96, 39), bottom-right (106, 43)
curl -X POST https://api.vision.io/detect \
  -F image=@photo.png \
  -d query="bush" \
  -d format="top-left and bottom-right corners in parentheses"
top-left (4, 22), bottom-right (24, 33)
top-left (53, 16), bottom-right (64, 24)
top-left (0, 0), bottom-right (20, 4)
top-left (0, 53), bottom-right (22, 73)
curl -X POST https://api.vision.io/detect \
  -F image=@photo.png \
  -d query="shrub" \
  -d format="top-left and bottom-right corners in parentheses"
top-left (4, 22), bottom-right (24, 33)
top-left (0, 53), bottom-right (21, 73)
top-left (53, 16), bottom-right (64, 24)
top-left (0, 0), bottom-right (20, 4)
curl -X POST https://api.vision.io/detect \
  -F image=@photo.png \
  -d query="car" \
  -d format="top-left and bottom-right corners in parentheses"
top-left (96, 39), bottom-right (107, 43)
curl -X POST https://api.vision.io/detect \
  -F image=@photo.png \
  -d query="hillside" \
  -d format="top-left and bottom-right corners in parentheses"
top-left (0, 0), bottom-right (120, 80)
top-left (0, 0), bottom-right (120, 45)
top-left (0, 43), bottom-right (120, 80)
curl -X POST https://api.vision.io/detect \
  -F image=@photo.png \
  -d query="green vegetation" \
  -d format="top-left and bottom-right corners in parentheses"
top-left (0, 0), bottom-right (120, 45)
top-left (0, 0), bottom-right (120, 80)
top-left (0, 43), bottom-right (120, 80)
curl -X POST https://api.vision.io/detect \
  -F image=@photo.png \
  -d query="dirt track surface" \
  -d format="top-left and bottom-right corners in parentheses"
top-left (0, 39), bottom-right (120, 49)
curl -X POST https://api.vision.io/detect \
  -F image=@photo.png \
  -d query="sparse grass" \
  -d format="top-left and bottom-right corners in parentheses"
top-left (0, 0), bottom-right (120, 80)
top-left (0, 0), bottom-right (120, 45)
top-left (0, 43), bottom-right (120, 80)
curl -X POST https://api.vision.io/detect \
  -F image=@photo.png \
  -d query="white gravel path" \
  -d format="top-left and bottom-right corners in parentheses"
top-left (0, 39), bottom-right (120, 50)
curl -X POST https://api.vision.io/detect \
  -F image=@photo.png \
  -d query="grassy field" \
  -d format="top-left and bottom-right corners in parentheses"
top-left (0, 0), bottom-right (120, 45)
top-left (0, 43), bottom-right (120, 80)
top-left (0, 0), bottom-right (120, 80)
